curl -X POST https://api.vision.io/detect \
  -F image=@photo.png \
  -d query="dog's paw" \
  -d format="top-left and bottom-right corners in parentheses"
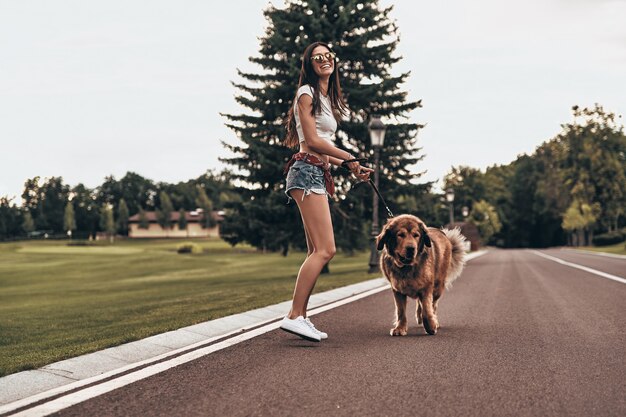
top-left (390, 327), bottom-right (408, 336)
top-left (424, 326), bottom-right (437, 335)
top-left (423, 316), bottom-right (439, 335)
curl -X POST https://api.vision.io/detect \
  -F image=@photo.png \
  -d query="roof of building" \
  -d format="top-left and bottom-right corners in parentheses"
top-left (128, 210), bottom-right (224, 223)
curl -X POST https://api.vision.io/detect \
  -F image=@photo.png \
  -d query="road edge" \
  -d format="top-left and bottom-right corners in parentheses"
top-left (560, 247), bottom-right (626, 260)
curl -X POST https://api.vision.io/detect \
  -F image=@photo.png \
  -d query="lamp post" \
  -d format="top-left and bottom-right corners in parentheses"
top-left (446, 188), bottom-right (455, 226)
top-left (461, 205), bottom-right (470, 252)
top-left (368, 115), bottom-right (386, 273)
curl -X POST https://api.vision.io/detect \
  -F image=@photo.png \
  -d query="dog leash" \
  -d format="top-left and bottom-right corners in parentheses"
top-left (368, 178), bottom-right (394, 218)
top-left (342, 158), bottom-right (395, 218)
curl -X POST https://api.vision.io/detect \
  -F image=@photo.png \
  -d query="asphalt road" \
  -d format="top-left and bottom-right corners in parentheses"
top-left (51, 249), bottom-right (625, 417)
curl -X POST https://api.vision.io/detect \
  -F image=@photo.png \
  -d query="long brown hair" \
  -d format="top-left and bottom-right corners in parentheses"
top-left (284, 42), bottom-right (349, 149)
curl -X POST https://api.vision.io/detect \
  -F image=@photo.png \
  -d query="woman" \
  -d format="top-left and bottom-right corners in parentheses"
top-left (280, 42), bottom-right (373, 342)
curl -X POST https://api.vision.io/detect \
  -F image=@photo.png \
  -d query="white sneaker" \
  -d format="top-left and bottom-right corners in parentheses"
top-left (280, 316), bottom-right (321, 342)
top-left (305, 318), bottom-right (328, 340)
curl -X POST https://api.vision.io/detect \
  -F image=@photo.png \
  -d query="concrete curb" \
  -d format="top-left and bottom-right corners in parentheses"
top-left (0, 250), bottom-right (488, 411)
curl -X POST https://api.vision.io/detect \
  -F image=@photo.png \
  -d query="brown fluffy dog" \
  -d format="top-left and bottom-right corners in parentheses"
top-left (376, 214), bottom-right (467, 336)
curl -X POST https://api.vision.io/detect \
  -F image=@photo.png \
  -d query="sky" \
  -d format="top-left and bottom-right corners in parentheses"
top-left (1, 0), bottom-right (625, 202)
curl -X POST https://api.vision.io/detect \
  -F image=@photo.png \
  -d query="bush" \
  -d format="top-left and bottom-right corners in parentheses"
top-left (177, 242), bottom-right (203, 254)
top-left (592, 231), bottom-right (625, 246)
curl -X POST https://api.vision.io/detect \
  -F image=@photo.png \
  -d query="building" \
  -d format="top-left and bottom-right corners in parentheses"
top-left (445, 221), bottom-right (481, 251)
top-left (128, 209), bottom-right (223, 238)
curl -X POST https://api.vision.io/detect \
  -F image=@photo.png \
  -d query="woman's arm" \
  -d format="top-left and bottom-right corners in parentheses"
top-left (328, 156), bottom-right (344, 167)
top-left (298, 95), bottom-right (353, 161)
top-left (298, 95), bottom-right (373, 182)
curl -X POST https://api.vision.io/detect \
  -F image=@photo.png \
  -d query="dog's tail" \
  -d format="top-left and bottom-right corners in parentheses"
top-left (442, 227), bottom-right (467, 289)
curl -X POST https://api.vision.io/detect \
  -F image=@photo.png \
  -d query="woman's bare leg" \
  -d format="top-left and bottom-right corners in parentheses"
top-left (301, 221), bottom-right (316, 318)
top-left (302, 218), bottom-right (315, 257)
top-left (287, 190), bottom-right (335, 319)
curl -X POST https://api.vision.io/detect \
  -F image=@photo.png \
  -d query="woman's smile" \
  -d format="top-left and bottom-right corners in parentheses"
top-left (311, 46), bottom-right (334, 76)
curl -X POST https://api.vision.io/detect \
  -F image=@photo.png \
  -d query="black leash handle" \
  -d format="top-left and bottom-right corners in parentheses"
top-left (340, 158), bottom-right (368, 169)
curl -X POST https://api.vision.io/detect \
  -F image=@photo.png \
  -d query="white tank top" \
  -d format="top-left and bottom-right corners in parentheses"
top-left (294, 85), bottom-right (338, 143)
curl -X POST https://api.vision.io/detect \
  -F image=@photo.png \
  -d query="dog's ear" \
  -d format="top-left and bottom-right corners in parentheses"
top-left (418, 224), bottom-right (432, 253)
top-left (376, 220), bottom-right (394, 251)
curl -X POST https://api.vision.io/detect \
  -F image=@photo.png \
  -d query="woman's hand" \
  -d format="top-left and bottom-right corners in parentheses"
top-left (342, 157), bottom-right (374, 182)
top-left (350, 163), bottom-right (374, 182)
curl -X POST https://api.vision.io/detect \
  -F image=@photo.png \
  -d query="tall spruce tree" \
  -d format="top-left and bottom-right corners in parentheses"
top-left (178, 208), bottom-right (188, 231)
top-left (195, 186), bottom-right (216, 228)
top-left (221, 0), bottom-right (426, 255)
top-left (22, 210), bottom-right (35, 236)
top-left (63, 201), bottom-right (76, 237)
top-left (117, 199), bottom-right (130, 235)
top-left (99, 204), bottom-right (115, 243)
top-left (156, 191), bottom-right (174, 230)
top-left (71, 184), bottom-right (100, 239)
top-left (0, 197), bottom-right (21, 240)
top-left (138, 208), bottom-right (149, 230)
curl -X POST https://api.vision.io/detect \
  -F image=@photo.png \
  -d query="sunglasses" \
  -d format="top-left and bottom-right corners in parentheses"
top-left (311, 52), bottom-right (337, 63)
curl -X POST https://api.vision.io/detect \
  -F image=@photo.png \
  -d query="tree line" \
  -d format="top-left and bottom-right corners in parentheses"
top-left (443, 105), bottom-right (626, 247)
top-left (0, 171), bottom-right (236, 240)
top-left (2, 103), bottom-right (623, 248)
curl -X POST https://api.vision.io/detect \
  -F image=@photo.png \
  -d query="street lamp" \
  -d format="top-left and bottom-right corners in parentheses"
top-left (446, 188), bottom-right (455, 225)
top-left (368, 115), bottom-right (387, 273)
top-left (462, 206), bottom-right (469, 218)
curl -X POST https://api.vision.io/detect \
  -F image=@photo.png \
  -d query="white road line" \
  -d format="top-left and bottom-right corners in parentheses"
top-left (6, 250), bottom-right (488, 417)
top-left (531, 250), bottom-right (626, 285)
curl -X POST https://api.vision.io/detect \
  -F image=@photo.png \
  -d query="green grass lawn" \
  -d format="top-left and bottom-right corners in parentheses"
top-left (0, 238), bottom-right (375, 376)
top-left (576, 242), bottom-right (626, 255)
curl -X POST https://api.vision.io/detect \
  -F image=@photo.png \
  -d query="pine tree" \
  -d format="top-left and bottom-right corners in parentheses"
top-left (22, 210), bottom-right (35, 235)
top-left (0, 197), bottom-right (21, 239)
top-left (63, 201), bottom-right (76, 238)
top-left (40, 177), bottom-right (70, 233)
top-left (156, 191), bottom-right (174, 230)
top-left (195, 186), bottom-right (215, 228)
top-left (21, 177), bottom-right (44, 230)
top-left (117, 199), bottom-right (130, 235)
top-left (138, 208), bottom-right (149, 230)
top-left (221, 0), bottom-right (426, 254)
top-left (71, 184), bottom-right (99, 239)
top-left (178, 208), bottom-right (188, 231)
top-left (99, 204), bottom-right (115, 243)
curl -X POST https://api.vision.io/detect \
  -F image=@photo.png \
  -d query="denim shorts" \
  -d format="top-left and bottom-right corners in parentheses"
top-left (285, 160), bottom-right (328, 202)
